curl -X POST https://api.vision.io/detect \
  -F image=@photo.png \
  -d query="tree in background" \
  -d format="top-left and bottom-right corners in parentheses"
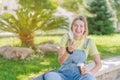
top-left (59, 0), bottom-right (84, 13)
top-left (59, 0), bottom-right (98, 18)
top-left (0, 0), bottom-right (68, 48)
top-left (109, 0), bottom-right (120, 22)
top-left (87, 0), bottom-right (115, 35)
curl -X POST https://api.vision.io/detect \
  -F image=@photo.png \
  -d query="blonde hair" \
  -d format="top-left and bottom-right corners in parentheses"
top-left (71, 15), bottom-right (88, 38)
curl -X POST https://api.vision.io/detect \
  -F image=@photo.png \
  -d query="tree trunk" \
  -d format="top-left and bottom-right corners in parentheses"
top-left (19, 32), bottom-right (35, 49)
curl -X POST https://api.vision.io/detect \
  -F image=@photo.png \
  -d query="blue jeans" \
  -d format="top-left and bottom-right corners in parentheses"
top-left (44, 72), bottom-right (96, 80)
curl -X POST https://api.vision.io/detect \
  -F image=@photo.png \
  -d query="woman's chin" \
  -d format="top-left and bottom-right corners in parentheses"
top-left (74, 34), bottom-right (83, 37)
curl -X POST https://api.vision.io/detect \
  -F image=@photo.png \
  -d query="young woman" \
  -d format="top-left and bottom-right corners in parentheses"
top-left (44, 15), bottom-right (102, 80)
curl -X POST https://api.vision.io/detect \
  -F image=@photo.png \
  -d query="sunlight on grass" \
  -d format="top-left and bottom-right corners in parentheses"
top-left (89, 34), bottom-right (120, 47)
top-left (40, 61), bottom-right (50, 65)
top-left (88, 34), bottom-right (120, 59)
top-left (0, 37), bottom-right (21, 46)
top-left (34, 35), bottom-right (61, 44)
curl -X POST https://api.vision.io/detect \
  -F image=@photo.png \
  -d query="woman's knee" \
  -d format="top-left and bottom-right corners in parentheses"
top-left (44, 72), bottom-right (63, 80)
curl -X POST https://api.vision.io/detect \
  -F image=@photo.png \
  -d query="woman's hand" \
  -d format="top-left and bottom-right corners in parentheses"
top-left (58, 47), bottom-right (70, 64)
top-left (80, 66), bottom-right (92, 75)
top-left (67, 41), bottom-right (76, 52)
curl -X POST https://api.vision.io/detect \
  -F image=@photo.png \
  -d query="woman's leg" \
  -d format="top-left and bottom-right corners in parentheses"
top-left (44, 72), bottom-right (64, 80)
top-left (79, 74), bottom-right (96, 80)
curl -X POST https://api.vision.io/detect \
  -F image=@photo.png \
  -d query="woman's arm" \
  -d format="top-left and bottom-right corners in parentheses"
top-left (58, 47), bottom-right (70, 64)
top-left (90, 54), bottom-right (102, 74)
top-left (81, 54), bottom-right (102, 75)
top-left (58, 41), bottom-right (76, 64)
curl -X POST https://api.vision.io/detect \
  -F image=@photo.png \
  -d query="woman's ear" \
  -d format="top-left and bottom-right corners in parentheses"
top-left (83, 30), bottom-right (86, 35)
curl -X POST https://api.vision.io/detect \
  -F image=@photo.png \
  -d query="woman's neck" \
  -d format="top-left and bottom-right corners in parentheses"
top-left (74, 35), bottom-right (83, 40)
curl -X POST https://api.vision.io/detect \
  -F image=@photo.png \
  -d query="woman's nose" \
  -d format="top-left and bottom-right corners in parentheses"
top-left (77, 26), bottom-right (81, 30)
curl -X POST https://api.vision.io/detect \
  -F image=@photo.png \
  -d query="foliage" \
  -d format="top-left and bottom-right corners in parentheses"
top-left (0, 0), bottom-right (68, 48)
top-left (87, 0), bottom-right (115, 35)
top-left (59, 0), bottom-right (83, 13)
top-left (18, 0), bottom-right (58, 11)
top-left (109, 0), bottom-right (120, 21)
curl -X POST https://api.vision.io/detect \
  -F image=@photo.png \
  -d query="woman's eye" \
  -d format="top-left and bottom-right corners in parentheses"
top-left (74, 24), bottom-right (78, 27)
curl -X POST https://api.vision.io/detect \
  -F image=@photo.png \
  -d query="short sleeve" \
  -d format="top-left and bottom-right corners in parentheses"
top-left (59, 34), bottom-right (68, 48)
top-left (88, 39), bottom-right (99, 56)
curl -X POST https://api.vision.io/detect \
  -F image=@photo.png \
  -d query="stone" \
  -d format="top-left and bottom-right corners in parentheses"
top-left (86, 56), bottom-right (120, 80)
top-left (0, 45), bottom-right (34, 59)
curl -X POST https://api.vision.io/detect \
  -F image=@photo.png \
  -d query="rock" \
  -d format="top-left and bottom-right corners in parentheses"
top-left (38, 43), bottom-right (60, 53)
top-left (0, 45), bottom-right (34, 59)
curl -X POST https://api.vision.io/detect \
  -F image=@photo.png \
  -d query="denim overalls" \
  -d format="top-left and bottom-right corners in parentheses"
top-left (44, 38), bottom-right (96, 80)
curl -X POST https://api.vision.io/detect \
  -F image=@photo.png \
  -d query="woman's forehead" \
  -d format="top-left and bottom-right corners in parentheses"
top-left (73, 20), bottom-right (84, 25)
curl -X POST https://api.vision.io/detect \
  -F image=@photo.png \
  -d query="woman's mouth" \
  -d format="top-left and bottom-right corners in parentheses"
top-left (75, 30), bottom-right (82, 34)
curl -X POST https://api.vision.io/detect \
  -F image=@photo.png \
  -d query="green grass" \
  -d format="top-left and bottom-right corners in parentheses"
top-left (89, 34), bottom-right (120, 59)
top-left (0, 37), bottom-right (21, 46)
top-left (0, 34), bottom-right (120, 80)
top-left (0, 53), bottom-right (59, 80)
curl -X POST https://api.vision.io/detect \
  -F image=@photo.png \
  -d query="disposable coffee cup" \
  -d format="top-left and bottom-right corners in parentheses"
top-left (68, 32), bottom-right (74, 41)
top-left (77, 63), bottom-right (84, 74)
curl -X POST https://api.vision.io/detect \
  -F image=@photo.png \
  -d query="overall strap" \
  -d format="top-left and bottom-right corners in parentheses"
top-left (84, 38), bottom-right (90, 49)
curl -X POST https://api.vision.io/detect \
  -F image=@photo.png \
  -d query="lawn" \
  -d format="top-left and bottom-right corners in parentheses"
top-left (0, 34), bottom-right (120, 80)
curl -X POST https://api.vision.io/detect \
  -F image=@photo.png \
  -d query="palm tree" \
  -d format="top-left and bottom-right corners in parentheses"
top-left (0, 8), bottom-right (68, 48)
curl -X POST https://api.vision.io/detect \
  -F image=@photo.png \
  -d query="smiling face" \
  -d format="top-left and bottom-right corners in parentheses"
top-left (71, 16), bottom-right (88, 40)
top-left (72, 20), bottom-right (85, 37)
